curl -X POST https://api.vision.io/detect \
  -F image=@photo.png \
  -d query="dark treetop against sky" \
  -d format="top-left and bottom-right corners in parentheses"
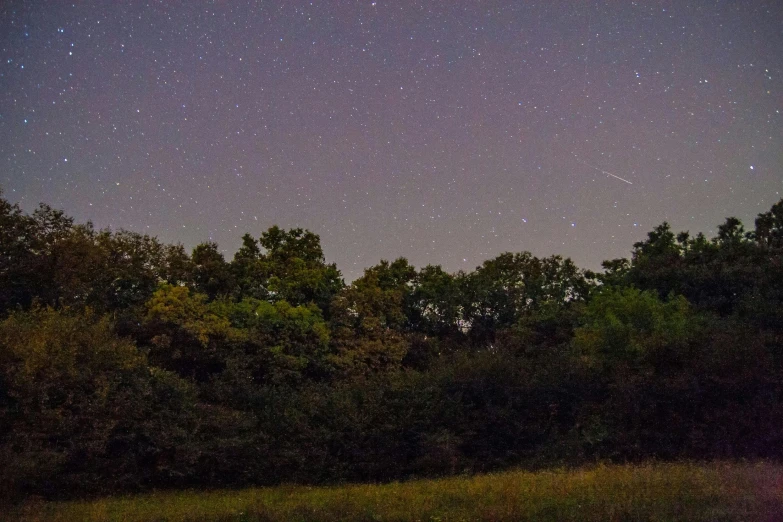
top-left (2, 1), bottom-right (781, 280)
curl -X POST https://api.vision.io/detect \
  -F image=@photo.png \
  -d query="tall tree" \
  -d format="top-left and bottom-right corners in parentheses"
top-left (192, 242), bottom-right (235, 299)
top-left (327, 260), bottom-right (412, 378)
top-left (236, 226), bottom-right (344, 313)
top-left (0, 307), bottom-right (199, 496)
top-left (460, 253), bottom-right (589, 346)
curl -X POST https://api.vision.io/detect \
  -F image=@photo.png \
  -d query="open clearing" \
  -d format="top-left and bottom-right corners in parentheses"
top-left (10, 461), bottom-right (783, 521)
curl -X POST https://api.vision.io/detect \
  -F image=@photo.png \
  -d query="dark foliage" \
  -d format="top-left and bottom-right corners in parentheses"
top-left (1, 189), bottom-right (783, 500)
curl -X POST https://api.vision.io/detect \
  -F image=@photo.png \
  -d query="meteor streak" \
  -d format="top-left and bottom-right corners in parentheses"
top-left (574, 157), bottom-right (633, 185)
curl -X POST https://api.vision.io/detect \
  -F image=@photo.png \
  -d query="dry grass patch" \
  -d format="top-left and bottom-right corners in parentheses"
top-left (10, 461), bottom-right (783, 521)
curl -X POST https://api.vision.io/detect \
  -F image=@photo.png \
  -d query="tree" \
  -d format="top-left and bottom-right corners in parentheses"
top-left (0, 307), bottom-right (198, 497)
top-left (605, 200), bottom-right (783, 318)
top-left (460, 253), bottom-right (590, 346)
top-left (408, 265), bottom-right (462, 337)
top-left (257, 226), bottom-right (344, 312)
top-left (142, 284), bottom-right (238, 382)
top-left (573, 287), bottom-right (693, 369)
top-left (403, 264), bottom-right (466, 366)
top-left (90, 230), bottom-right (167, 312)
top-left (209, 299), bottom-right (331, 403)
top-left (570, 287), bottom-right (700, 459)
top-left (0, 191), bottom-right (194, 316)
top-left (231, 233), bottom-right (267, 300)
top-left (753, 199), bottom-right (783, 248)
top-left (328, 260), bottom-right (412, 378)
top-left (0, 197), bottom-right (73, 314)
top-left (192, 242), bottom-right (235, 299)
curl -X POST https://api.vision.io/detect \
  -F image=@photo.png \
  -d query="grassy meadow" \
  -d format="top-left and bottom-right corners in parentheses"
top-left (10, 461), bottom-right (783, 522)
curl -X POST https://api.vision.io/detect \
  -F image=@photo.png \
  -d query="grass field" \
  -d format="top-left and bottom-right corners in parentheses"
top-left (9, 462), bottom-right (783, 521)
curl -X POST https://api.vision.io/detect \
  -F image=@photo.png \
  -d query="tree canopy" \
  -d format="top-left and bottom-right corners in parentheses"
top-left (2, 189), bottom-right (783, 500)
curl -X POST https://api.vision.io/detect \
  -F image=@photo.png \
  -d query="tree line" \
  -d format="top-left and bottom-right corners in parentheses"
top-left (1, 191), bottom-right (782, 500)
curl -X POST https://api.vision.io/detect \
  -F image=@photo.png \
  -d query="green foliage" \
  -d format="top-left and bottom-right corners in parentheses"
top-left (231, 227), bottom-right (344, 312)
top-left (0, 198), bottom-right (72, 313)
top-left (3, 190), bottom-right (783, 501)
top-left (607, 207), bottom-right (783, 319)
top-left (459, 252), bottom-right (591, 345)
top-left (145, 284), bottom-right (234, 345)
top-left (753, 198), bottom-right (783, 248)
top-left (408, 264), bottom-right (463, 338)
top-left (327, 260), bottom-right (413, 378)
top-left (0, 193), bottom-right (192, 317)
top-left (0, 307), bottom-right (198, 497)
top-left (141, 284), bottom-right (239, 382)
top-left (213, 298), bottom-right (332, 393)
top-left (192, 242), bottom-right (234, 299)
top-left (570, 288), bottom-right (783, 460)
top-left (574, 287), bottom-right (693, 368)
top-left (91, 230), bottom-right (184, 312)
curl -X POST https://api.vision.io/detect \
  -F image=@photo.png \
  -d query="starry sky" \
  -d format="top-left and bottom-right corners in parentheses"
top-left (2, 1), bottom-right (781, 280)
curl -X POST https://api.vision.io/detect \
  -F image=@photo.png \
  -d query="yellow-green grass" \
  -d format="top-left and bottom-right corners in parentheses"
top-left (10, 462), bottom-right (783, 521)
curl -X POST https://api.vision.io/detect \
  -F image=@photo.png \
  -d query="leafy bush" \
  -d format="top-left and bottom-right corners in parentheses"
top-left (0, 307), bottom-right (198, 498)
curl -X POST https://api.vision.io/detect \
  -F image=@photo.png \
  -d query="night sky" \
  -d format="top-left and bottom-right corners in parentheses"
top-left (2, 2), bottom-right (781, 280)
